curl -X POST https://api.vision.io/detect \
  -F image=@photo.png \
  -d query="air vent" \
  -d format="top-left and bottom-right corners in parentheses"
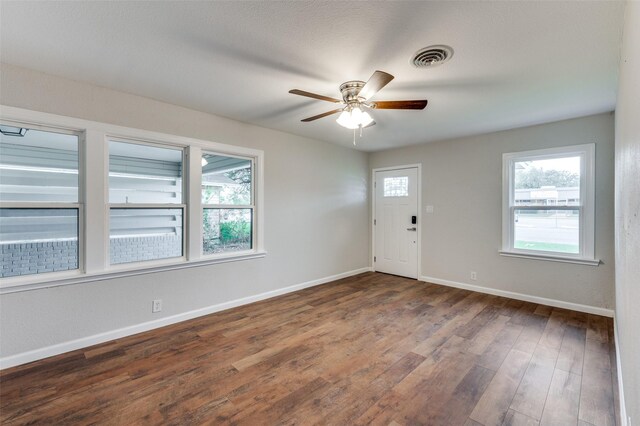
top-left (411, 45), bottom-right (453, 68)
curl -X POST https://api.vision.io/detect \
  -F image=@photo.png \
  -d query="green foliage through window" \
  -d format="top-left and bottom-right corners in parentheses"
top-left (515, 166), bottom-right (580, 189)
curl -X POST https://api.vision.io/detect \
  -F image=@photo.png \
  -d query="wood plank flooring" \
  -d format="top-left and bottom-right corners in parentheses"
top-left (0, 272), bottom-right (620, 425)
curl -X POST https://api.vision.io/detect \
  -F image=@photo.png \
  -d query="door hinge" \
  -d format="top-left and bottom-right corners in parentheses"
top-left (374, 181), bottom-right (377, 188)
top-left (374, 256), bottom-right (376, 262)
top-left (374, 219), bottom-right (376, 225)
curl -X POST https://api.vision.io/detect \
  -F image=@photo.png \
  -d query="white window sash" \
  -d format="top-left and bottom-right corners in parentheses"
top-left (0, 120), bottom-right (85, 279)
top-left (199, 151), bottom-right (256, 258)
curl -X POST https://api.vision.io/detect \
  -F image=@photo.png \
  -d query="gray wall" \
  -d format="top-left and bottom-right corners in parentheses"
top-left (0, 64), bottom-right (370, 358)
top-left (370, 113), bottom-right (615, 310)
top-left (614, 1), bottom-right (640, 423)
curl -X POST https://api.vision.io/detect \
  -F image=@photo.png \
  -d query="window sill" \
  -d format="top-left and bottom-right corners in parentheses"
top-left (499, 250), bottom-right (600, 266)
top-left (0, 251), bottom-right (267, 294)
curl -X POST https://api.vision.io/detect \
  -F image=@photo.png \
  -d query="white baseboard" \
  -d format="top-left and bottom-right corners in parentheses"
top-left (614, 317), bottom-right (628, 426)
top-left (0, 267), bottom-right (372, 370)
top-left (419, 275), bottom-right (614, 318)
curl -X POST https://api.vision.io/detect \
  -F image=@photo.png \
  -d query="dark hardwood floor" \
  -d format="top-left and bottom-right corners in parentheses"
top-left (0, 272), bottom-right (619, 425)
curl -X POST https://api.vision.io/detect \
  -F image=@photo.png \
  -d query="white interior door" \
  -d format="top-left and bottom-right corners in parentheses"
top-left (374, 168), bottom-right (418, 279)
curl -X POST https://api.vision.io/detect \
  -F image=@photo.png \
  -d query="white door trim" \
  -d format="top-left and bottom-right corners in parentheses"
top-left (371, 164), bottom-right (422, 279)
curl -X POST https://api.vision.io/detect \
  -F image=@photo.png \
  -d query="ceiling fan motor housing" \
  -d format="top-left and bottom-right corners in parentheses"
top-left (339, 80), bottom-right (366, 104)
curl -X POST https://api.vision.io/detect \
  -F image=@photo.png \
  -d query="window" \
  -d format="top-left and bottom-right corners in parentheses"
top-left (108, 140), bottom-right (184, 265)
top-left (0, 124), bottom-right (81, 277)
top-left (501, 144), bottom-right (597, 264)
top-left (384, 176), bottom-right (409, 197)
top-left (1, 106), bottom-right (264, 290)
top-left (202, 153), bottom-right (253, 255)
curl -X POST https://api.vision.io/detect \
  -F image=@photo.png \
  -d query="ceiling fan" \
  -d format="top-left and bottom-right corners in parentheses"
top-left (289, 70), bottom-right (428, 130)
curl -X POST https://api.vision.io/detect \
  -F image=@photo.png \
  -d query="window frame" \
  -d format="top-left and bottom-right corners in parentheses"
top-left (0, 120), bottom-right (85, 280)
top-left (0, 105), bottom-right (265, 293)
top-left (201, 151), bottom-right (256, 257)
top-left (106, 137), bottom-right (187, 269)
top-left (500, 143), bottom-right (598, 266)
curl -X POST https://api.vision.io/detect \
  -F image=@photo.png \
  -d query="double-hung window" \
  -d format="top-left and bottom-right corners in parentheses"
top-left (108, 139), bottom-right (185, 265)
top-left (501, 143), bottom-right (597, 265)
top-left (201, 152), bottom-right (254, 255)
top-left (0, 106), bottom-right (264, 290)
top-left (0, 124), bottom-right (82, 278)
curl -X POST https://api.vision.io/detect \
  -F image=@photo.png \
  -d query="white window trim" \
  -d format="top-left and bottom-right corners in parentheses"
top-left (500, 143), bottom-right (599, 266)
top-left (0, 105), bottom-right (265, 293)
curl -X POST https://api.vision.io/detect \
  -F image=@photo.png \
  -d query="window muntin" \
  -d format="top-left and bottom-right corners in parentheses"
top-left (108, 140), bottom-right (185, 266)
top-left (383, 176), bottom-right (409, 197)
top-left (0, 124), bottom-right (81, 278)
top-left (202, 153), bottom-right (254, 255)
top-left (503, 144), bottom-right (595, 261)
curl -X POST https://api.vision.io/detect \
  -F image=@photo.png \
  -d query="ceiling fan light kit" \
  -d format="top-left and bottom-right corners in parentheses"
top-left (336, 105), bottom-right (374, 130)
top-left (289, 70), bottom-right (429, 143)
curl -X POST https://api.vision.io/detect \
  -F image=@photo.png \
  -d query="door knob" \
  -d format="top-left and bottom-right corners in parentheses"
top-left (406, 227), bottom-right (417, 231)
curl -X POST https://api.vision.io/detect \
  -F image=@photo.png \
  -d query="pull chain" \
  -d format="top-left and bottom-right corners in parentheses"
top-left (352, 125), bottom-right (365, 146)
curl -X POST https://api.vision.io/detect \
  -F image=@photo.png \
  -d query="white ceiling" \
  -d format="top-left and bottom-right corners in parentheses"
top-left (0, 1), bottom-right (624, 152)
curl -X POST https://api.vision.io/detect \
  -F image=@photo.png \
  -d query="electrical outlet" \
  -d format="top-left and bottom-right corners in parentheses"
top-left (470, 271), bottom-right (477, 281)
top-left (425, 205), bottom-right (434, 214)
top-left (152, 299), bottom-right (162, 313)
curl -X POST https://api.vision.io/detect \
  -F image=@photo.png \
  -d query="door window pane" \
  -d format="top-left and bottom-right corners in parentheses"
top-left (110, 208), bottom-right (183, 264)
top-left (202, 154), bottom-right (251, 205)
top-left (0, 208), bottom-right (79, 277)
top-left (383, 177), bottom-right (408, 197)
top-left (109, 141), bottom-right (183, 204)
top-left (514, 208), bottom-right (579, 254)
top-left (203, 208), bottom-right (252, 255)
top-left (0, 126), bottom-right (78, 202)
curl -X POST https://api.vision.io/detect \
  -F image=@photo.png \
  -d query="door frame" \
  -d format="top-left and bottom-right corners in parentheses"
top-left (371, 164), bottom-right (422, 279)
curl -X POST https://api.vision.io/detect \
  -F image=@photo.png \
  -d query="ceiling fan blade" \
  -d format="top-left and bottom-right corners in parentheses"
top-left (372, 100), bottom-right (428, 110)
top-left (363, 121), bottom-right (376, 128)
top-left (289, 89), bottom-right (342, 103)
top-left (358, 71), bottom-right (394, 100)
top-left (301, 108), bottom-right (343, 122)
